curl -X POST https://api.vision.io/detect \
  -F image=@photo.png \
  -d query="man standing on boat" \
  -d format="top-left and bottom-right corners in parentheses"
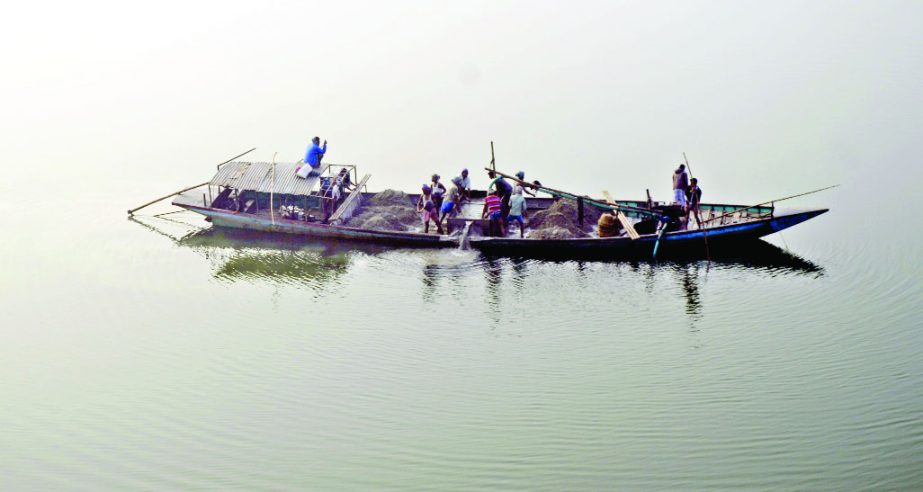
top-left (303, 136), bottom-right (327, 177)
top-left (487, 170), bottom-right (513, 220)
top-left (459, 168), bottom-right (472, 201)
top-left (686, 177), bottom-right (704, 229)
top-left (673, 163), bottom-right (689, 207)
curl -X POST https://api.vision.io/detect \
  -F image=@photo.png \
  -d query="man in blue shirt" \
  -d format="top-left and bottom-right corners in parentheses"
top-left (487, 170), bottom-right (513, 219)
top-left (303, 136), bottom-right (328, 176)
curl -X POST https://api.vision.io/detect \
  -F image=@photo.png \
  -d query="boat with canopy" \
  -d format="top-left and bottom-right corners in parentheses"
top-left (129, 149), bottom-right (831, 260)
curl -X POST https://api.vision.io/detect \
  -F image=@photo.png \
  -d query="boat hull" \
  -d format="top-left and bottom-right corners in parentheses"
top-left (176, 201), bottom-right (826, 258)
top-left (176, 204), bottom-right (455, 247)
top-left (469, 209), bottom-right (828, 260)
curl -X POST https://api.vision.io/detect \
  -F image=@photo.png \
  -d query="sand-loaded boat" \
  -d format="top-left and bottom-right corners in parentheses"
top-left (168, 161), bottom-right (455, 247)
top-left (144, 159), bottom-right (829, 259)
top-left (466, 171), bottom-right (830, 259)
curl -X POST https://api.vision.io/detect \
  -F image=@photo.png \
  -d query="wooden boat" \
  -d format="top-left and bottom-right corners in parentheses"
top-left (171, 161), bottom-right (455, 247)
top-left (167, 160), bottom-right (829, 259)
top-left (465, 169), bottom-right (830, 259)
top-left (469, 204), bottom-right (828, 260)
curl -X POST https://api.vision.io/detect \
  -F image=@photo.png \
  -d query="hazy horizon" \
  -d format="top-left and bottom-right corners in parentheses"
top-left (2, 2), bottom-right (923, 489)
top-left (2, 0), bottom-right (920, 211)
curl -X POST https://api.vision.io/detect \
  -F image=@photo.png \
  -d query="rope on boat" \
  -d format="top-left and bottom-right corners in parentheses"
top-left (153, 209), bottom-right (189, 218)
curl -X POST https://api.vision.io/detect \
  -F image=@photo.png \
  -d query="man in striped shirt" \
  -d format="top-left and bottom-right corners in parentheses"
top-left (481, 190), bottom-right (505, 237)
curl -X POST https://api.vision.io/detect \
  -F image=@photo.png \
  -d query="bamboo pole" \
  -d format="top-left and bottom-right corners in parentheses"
top-left (270, 152), bottom-right (277, 226)
top-left (490, 141), bottom-right (496, 172)
top-left (485, 168), bottom-right (659, 217)
top-left (127, 181), bottom-right (209, 215)
top-left (127, 147), bottom-right (256, 215)
top-left (703, 185), bottom-right (839, 225)
top-left (682, 152), bottom-right (693, 178)
top-left (217, 147), bottom-right (257, 170)
top-left (683, 152), bottom-right (710, 263)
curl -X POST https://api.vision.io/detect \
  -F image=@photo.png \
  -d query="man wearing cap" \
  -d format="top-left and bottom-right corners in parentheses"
top-left (514, 171), bottom-right (537, 197)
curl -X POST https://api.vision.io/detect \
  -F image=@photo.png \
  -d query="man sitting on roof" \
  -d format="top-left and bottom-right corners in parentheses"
top-left (301, 136), bottom-right (327, 177)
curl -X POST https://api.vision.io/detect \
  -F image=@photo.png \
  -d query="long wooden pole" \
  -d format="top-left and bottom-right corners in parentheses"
top-left (270, 152), bottom-right (277, 226)
top-left (127, 147), bottom-right (256, 215)
top-left (217, 147), bottom-right (257, 170)
top-left (486, 168), bottom-right (660, 217)
top-left (683, 152), bottom-right (710, 262)
top-left (490, 141), bottom-right (496, 172)
top-left (704, 185), bottom-right (839, 225)
top-left (682, 152), bottom-right (693, 177)
top-left (127, 181), bottom-right (209, 215)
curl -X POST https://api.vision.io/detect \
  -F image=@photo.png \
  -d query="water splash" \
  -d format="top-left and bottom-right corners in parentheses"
top-left (458, 221), bottom-right (474, 250)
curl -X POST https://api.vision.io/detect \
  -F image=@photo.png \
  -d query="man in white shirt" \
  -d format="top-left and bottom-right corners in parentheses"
top-left (459, 168), bottom-right (472, 200)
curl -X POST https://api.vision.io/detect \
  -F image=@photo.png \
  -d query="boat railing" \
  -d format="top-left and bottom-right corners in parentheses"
top-left (329, 174), bottom-right (371, 225)
top-left (320, 164), bottom-right (360, 191)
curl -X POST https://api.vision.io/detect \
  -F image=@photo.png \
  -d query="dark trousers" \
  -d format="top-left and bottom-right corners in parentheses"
top-left (500, 191), bottom-right (511, 219)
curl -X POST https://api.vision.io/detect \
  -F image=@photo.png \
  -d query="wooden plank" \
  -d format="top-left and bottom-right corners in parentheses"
top-left (329, 173), bottom-right (371, 224)
top-left (617, 212), bottom-right (640, 240)
top-left (602, 191), bottom-right (640, 240)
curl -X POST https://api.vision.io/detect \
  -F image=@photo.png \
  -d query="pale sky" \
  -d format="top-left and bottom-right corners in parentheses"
top-left (2, 0), bottom-right (920, 207)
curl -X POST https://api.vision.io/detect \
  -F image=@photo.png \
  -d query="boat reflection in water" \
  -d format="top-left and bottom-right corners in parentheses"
top-left (132, 216), bottom-right (368, 287)
top-left (475, 239), bottom-right (823, 324)
top-left (133, 216), bottom-right (822, 315)
top-left (179, 227), bottom-right (373, 287)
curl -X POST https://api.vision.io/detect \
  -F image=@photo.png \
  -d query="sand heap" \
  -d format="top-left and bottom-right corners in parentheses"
top-left (346, 190), bottom-right (419, 231)
top-left (526, 199), bottom-right (602, 240)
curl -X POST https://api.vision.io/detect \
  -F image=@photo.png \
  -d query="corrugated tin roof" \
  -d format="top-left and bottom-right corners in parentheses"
top-left (210, 162), bottom-right (333, 195)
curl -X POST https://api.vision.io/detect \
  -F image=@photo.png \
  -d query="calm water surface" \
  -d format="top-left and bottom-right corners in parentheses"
top-left (1, 177), bottom-right (921, 490)
top-left (3, 2), bottom-right (922, 489)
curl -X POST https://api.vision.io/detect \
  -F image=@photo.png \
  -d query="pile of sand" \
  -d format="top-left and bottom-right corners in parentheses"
top-left (368, 189), bottom-right (412, 207)
top-left (526, 199), bottom-right (602, 239)
top-left (528, 226), bottom-right (576, 240)
top-left (347, 190), bottom-right (419, 231)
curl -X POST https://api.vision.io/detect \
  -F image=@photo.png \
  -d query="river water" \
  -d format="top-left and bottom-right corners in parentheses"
top-left (3, 2), bottom-right (922, 490)
top-left (2, 166), bottom-right (921, 489)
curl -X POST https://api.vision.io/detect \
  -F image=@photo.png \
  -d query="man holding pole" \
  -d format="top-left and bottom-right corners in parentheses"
top-left (686, 178), bottom-right (704, 229)
top-left (673, 163), bottom-right (689, 207)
